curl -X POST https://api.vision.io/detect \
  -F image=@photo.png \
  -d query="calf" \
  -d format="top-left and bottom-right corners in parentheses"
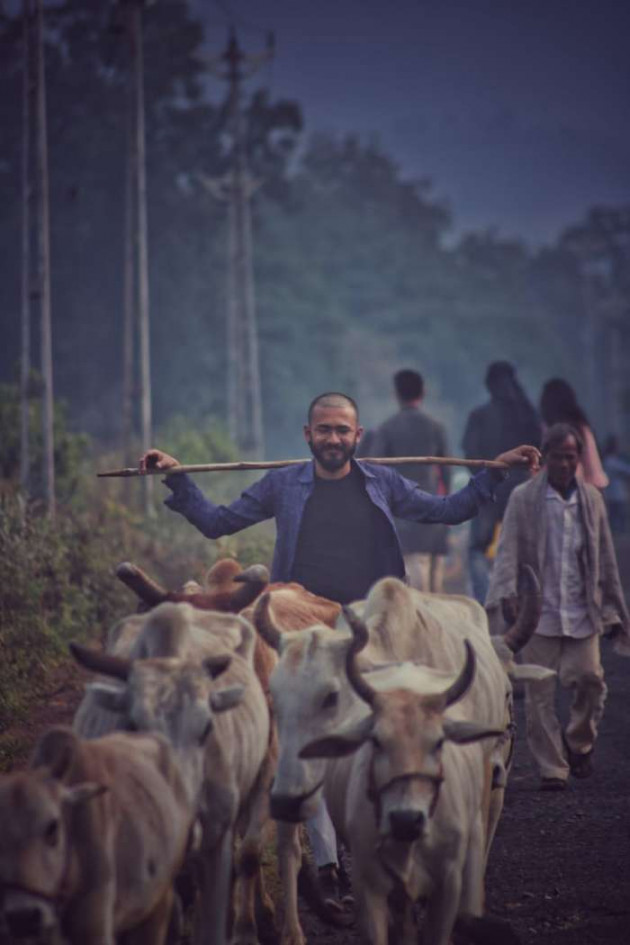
top-left (0, 726), bottom-right (191, 945)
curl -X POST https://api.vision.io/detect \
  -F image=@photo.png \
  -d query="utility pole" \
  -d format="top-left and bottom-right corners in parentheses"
top-left (20, 0), bottom-right (34, 494)
top-left (118, 0), bottom-right (153, 512)
top-left (202, 30), bottom-right (272, 456)
top-left (34, 0), bottom-right (55, 519)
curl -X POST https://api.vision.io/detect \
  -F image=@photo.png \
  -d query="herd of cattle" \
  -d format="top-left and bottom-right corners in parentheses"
top-left (0, 557), bottom-right (552, 945)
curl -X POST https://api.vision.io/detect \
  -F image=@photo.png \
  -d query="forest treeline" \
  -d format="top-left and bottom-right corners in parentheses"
top-left (1, 0), bottom-right (629, 462)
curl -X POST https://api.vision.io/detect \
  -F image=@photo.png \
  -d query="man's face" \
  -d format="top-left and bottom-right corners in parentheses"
top-left (304, 404), bottom-right (363, 472)
top-left (545, 435), bottom-right (580, 491)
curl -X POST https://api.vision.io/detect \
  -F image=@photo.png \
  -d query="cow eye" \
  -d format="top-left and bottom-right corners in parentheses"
top-left (370, 735), bottom-right (382, 750)
top-left (435, 737), bottom-right (445, 751)
top-left (44, 819), bottom-right (59, 847)
top-left (321, 691), bottom-right (338, 710)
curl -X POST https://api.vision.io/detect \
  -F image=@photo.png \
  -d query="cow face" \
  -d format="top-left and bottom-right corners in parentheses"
top-left (268, 628), bottom-right (359, 822)
top-left (301, 688), bottom-right (503, 844)
top-left (114, 656), bottom-right (241, 748)
top-left (368, 692), bottom-right (446, 843)
top-left (0, 771), bottom-right (102, 939)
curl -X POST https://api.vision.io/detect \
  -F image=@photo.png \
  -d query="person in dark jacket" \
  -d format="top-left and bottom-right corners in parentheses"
top-left (142, 391), bottom-right (540, 603)
top-left (462, 362), bottom-right (542, 603)
top-left (371, 370), bottom-right (450, 592)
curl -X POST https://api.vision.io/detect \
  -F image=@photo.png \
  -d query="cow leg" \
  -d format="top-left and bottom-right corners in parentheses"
top-left (485, 784), bottom-right (504, 869)
top-left (64, 887), bottom-right (116, 945)
top-left (194, 826), bottom-right (234, 945)
top-left (276, 821), bottom-right (305, 945)
top-left (421, 867), bottom-right (461, 945)
top-left (354, 882), bottom-right (389, 945)
top-left (124, 887), bottom-right (174, 945)
top-left (459, 813), bottom-right (485, 918)
top-left (231, 755), bottom-right (276, 945)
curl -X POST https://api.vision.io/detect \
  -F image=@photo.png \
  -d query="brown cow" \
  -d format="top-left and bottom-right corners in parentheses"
top-left (0, 726), bottom-right (191, 945)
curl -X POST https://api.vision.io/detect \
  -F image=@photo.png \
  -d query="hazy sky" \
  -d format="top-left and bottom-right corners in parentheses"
top-left (195, 0), bottom-right (630, 245)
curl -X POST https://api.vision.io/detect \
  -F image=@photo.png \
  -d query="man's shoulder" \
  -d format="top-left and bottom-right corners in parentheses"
top-left (506, 475), bottom-right (538, 505)
top-left (356, 460), bottom-right (398, 482)
top-left (581, 481), bottom-right (607, 512)
top-left (379, 407), bottom-right (444, 438)
top-left (265, 462), bottom-right (311, 484)
top-left (465, 402), bottom-right (491, 424)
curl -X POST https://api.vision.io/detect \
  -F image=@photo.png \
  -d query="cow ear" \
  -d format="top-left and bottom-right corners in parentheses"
top-left (299, 715), bottom-right (374, 759)
top-left (64, 783), bottom-right (108, 807)
top-left (509, 664), bottom-right (557, 683)
top-left (234, 619), bottom-right (256, 661)
top-left (210, 686), bottom-right (244, 713)
top-left (443, 720), bottom-right (505, 745)
top-left (88, 682), bottom-right (130, 714)
top-left (203, 654), bottom-right (232, 679)
top-left (31, 727), bottom-right (78, 780)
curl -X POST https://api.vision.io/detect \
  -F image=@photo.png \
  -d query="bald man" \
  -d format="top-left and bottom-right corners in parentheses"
top-left (141, 391), bottom-right (540, 605)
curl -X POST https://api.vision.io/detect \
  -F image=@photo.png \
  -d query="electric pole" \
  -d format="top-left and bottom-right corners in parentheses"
top-left (203, 29), bottom-right (272, 456)
top-left (117, 0), bottom-right (153, 512)
top-left (20, 0), bottom-right (34, 495)
top-left (34, 0), bottom-right (55, 519)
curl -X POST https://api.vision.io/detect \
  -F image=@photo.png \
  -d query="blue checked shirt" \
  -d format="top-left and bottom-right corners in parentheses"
top-left (164, 460), bottom-right (504, 584)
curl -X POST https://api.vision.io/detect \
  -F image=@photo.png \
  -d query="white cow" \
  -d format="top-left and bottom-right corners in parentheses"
top-left (71, 602), bottom-right (271, 945)
top-left (300, 623), bottom-right (504, 945)
top-left (0, 726), bottom-right (191, 945)
top-left (253, 570), bottom-right (543, 944)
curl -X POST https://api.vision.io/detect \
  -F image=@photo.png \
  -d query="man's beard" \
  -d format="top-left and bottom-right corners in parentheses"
top-left (308, 440), bottom-right (357, 472)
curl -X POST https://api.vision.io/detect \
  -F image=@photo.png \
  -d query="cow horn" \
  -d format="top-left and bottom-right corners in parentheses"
top-left (503, 564), bottom-right (542, 654)
top-left (234, 564), bottom-right (270, 585)
top-left (115, 562), bottom-right (167, 607)
top-left (69, 642), bottom-right (132, 681)
top-left (253, 592), bottom-right (282, 651)
top-left (343, 605), bottom-right (376, 706)
top-left (231, 564), bottom-right (270, 610)
top-left (441, 640), bottom-right (476, 707)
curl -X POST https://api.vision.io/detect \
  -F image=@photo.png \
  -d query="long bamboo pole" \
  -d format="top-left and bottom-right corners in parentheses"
top-left (98, 456), bottom-right (509, 478)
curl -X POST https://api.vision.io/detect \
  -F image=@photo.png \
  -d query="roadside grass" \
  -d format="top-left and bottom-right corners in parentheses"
top-left (0, 467), bottom-right (274, 771)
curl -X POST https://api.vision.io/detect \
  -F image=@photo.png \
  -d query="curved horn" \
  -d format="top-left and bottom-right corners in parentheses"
top-left (115, 562), bottom-right (167, 607)
top-left (441, 640), bottom-right (476, 707)
top-left (230, 564), bottom-right (270, 610)
top-left (69, 642), bottom-right (132, 681)
top-left (343, 605), bottom-right (376, 706)
top-left (253, 593), bottom-right (282, 652)
top-left (234, 564), bottom-right (270, 585)
top-left (503, 564), bottom-right (542, 654)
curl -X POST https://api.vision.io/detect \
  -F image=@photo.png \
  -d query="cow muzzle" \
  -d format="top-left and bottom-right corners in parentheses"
top-left (3, 899), bottom-right (56, 939)
top-left (270, 780), bottom-right (324, 823)
top-left (388, 809), bottom-right (426, 842)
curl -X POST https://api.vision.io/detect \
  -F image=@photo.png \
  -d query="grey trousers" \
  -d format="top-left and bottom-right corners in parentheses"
top-left (306, 798), bottom-right (338, 867)
top-left (522, 633), bottom-right (607, 780)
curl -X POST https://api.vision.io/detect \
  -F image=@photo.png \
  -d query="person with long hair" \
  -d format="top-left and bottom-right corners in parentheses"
top-left (539, 379), bottom-right (608, 489)
top-left (462, 361), bottom-right (543, 602)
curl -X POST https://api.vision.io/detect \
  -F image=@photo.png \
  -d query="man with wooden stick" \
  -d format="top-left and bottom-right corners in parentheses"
top-left (140, 392), bottom-right (540, 604)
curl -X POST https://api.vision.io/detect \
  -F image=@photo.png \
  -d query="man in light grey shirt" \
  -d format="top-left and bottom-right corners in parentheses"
top-left (486, 423), bottom-right (630, 791)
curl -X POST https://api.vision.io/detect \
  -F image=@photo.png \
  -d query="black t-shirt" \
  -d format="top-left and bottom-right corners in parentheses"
top-left (290, 464), bottom-right (394, 604)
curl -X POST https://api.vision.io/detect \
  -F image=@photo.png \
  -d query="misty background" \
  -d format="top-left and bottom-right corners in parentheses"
top-left (1, 0), bottom-right (629, 464)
